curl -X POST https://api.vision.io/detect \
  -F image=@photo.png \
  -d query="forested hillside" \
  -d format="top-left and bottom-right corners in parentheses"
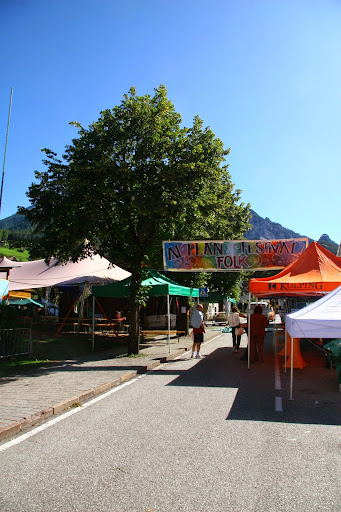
top-left (0, 209), bottom-right (339, 255)
top-left (0, 211), bottom-right (36, 242)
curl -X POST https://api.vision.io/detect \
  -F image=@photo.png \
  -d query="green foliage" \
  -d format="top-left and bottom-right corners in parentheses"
top-left (0, 243), bottom-right (30, 261)
top-left (20, 85), bottom-right (250, 265)
top-left (0, 229), bottom-right (9, 241)
top-left (19, 85), bottom-right (251, 352)
top-left (0, 303), bottom-right (19, 329)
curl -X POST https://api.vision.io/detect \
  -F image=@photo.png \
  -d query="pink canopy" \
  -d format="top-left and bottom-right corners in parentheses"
top-left (8, 254), bottom-right (130, 291)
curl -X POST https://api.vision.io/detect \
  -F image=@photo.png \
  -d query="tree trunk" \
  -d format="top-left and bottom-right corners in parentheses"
top-left (127, 268), bottom-right (142, 355)
top-left (128, 301), bottom-right (140, 355)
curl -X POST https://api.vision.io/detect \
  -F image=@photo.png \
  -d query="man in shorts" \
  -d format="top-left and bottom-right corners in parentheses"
top-left (190, 303), bottom-right (205, 358)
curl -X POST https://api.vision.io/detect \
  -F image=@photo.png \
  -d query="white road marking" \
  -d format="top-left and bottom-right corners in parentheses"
top-left (274, 344), bottom-right (281, 390)
top-left (275, 396), bottom-right (283, 412)
top-left (0, 333), bottom-right (223, 453)
top-left (0, 374), bottom-right (145, 453)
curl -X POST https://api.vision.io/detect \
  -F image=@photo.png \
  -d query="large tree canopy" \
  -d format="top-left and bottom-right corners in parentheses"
top-left (20, 85), bottom-right (250, 353)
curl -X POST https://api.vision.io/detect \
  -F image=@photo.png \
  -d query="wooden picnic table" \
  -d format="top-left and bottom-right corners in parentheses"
top-left (140, 330), bottom-right (185, 343)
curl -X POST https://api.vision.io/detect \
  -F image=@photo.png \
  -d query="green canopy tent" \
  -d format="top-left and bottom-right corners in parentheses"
top-left (92, 269), bottom-right (200, 352)
top-left (8, 298), bottom-right (44, 307)
top-left (92, 268), bottom-right (200, 299)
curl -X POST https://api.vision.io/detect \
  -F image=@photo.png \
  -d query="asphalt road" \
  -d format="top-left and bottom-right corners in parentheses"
top-left (0, 334), bottom-right (340, 512)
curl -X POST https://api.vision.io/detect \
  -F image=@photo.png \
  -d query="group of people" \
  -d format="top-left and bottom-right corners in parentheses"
top-left (190, 303), bottom-right (268, 363)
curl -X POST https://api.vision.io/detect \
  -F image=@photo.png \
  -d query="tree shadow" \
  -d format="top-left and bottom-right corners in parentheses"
top-left (163, 343), bottom-right (341, 426)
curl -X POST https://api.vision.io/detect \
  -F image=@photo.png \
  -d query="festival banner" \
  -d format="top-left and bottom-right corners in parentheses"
top-left (163, 238), bottom-right (309, 272)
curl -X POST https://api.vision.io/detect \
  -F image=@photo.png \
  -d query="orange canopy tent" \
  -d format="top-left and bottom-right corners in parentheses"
top-left (249, 241), bottom-right (341, 298)
top-left (249, 241), bottom-right (341, 399)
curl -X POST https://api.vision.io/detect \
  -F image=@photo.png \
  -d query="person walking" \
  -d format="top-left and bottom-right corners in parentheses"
top-left (249, 304), bottom-right (268, 363)
top-left (190, 303), bottom-right (205, 358)
top-left (227, 306), bottom-right (246, 352)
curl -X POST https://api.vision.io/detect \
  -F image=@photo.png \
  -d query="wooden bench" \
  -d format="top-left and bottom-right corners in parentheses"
top-left (140, 330), bottom-right (185, 343)
top-left (94, 323), bottom-right (127, 335)
top-left (94, 323), bottom-right (115, 331)
top-left (73, 322), bottom-right (91, 332)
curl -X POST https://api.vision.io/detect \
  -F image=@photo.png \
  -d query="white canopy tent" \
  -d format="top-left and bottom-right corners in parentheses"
top-left (6, 254), bottom-right (130, 291)
top-left (286, 284), bottom-right (341, 398)
top-left (3, 254), bottom-right (131, 334)
top-left (286, 284), bottom-right (341, 339)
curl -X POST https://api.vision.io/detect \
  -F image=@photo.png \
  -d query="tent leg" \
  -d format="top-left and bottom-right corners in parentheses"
top-left (55, 291), bottom-right (83, 337)
top-left (77, 283), bottom-right (88, 333)
top-left (92, 295), bottom-right (95, 352)
top-left (167, 294), bottom-right (171, 353)
top-left (289, 335), bottom-right (294, 400)
top-left (284, 328), bottom-right (287, 373)
top-left (248, 292), bottom-right (251, 369)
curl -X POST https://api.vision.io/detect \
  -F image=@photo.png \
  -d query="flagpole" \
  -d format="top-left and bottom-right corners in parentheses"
top-left (0, 86), bottom-right (14, 216)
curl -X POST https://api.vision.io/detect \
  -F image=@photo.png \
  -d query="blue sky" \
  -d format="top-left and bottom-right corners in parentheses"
top-left (1, 0), bottom-right (340, 243)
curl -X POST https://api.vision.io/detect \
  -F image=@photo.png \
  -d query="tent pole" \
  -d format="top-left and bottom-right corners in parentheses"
top-left (77, 283), bottom-right (88, 333)
top-left (55, 291), bottom-right (83, 337)
top-left (0, 87), bottom-right (13, 216)
top-left (284, 328), bottom-right (287, 373)
top-left (92, 295), bottom-right (95, 352)
top-left (289, 334), bottom-right (294, 400)
top-left (248, 292), bottom-right (251, 369)
top-left (95, 297), bottom-right (119, 336)
top-left (167, 294), bottom-right (171, 353)
top-left (44, 287), bottom-right (50, 316)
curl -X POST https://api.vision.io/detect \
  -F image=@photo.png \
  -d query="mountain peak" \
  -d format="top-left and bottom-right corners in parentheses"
top-left (245, 211), bottom-right (338, 255)
top-left (319, 234), bottom-right (332, 242)
top-left (0, 209), bottom-right (339, 256)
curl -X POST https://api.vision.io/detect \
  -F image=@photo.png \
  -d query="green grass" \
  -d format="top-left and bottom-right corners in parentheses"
top-left (0, 356), bottom-right (53, 378)
top-left (0, 245), bottom-right (30, 261)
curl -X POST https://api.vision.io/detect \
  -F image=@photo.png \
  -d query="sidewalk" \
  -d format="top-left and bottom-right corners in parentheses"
top-left (0, 329), bottom-right (222, 443)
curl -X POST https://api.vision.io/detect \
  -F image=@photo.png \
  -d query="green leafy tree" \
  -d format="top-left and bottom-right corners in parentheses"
top-left (19, 85), bottom-right (250, 353)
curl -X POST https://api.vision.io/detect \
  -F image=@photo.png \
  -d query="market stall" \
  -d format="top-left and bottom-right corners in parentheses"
top-left (249, 242), bottom-right (341, 398)
top-left (92, 268), bottom-right (200, 352)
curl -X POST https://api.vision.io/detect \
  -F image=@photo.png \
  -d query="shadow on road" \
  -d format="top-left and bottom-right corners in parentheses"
top-left (162, 339), bottom-right (341, 426)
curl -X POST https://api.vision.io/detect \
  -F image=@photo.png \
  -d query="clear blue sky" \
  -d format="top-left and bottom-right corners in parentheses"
top-left (1, 0), bottom-right (340, 243)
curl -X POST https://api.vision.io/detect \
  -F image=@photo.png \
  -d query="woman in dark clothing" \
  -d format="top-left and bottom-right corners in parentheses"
top-left (250, 305), bottom-right (268, 363)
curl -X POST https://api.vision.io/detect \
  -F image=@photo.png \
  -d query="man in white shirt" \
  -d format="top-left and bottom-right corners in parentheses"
top-left (190, 304), bottom-right (205, 358)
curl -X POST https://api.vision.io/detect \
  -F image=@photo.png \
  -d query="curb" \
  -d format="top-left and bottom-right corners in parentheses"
top-left (0, 347), bottom-right (190, 443)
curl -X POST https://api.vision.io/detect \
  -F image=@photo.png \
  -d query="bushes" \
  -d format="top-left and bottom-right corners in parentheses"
top-left (0, 303), bottom-right (19, 329)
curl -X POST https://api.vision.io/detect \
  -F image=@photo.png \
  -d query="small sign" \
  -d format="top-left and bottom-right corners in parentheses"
top-left (9, 290), bottom-right (31, 299)
top-left (199, 287), bottom-right (208, 297)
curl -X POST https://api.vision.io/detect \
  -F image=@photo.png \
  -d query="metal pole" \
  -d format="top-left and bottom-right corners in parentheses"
top-left (289, 334), bottom-right (294, 400)
top-left (77, 283), bottom-right (87, 333)
top-left (44, 287), bottom-right (50, 316)
top-left (0, 87), bottom-right (13, 216)
top-left (248, 292), bottom-right (251, 369)
top-left (167, 294), bottom-right (171, 353)
top-left (92, 295), bottom-right (95, 352)
top-left (284, 328), bottom-right (287, 373)
top-left (29, 328), bottom-right (32, 356)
